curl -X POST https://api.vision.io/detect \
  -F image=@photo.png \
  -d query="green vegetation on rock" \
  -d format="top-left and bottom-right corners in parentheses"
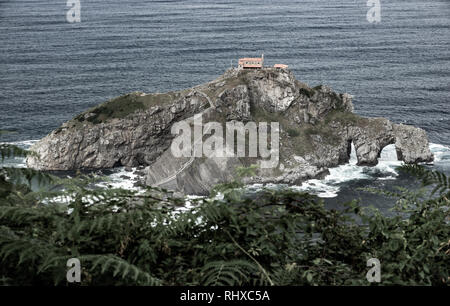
top-left (74, 91), bottom-right (188, 125)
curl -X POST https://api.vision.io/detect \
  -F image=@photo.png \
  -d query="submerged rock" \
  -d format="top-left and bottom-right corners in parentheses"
top-left (27, 68), bottom-right (433, 195)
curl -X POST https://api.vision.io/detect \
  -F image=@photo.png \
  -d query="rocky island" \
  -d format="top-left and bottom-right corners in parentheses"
top-left (27, 68), bottom-right (434, 195)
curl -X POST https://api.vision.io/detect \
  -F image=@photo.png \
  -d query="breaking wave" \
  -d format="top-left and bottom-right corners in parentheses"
top-left (292, 143), bottom-right (450, 198)
top-left (1, 140), bottom-right (449, 199)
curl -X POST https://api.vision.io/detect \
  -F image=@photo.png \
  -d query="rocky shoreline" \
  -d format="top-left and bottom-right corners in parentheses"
top-left (27, 68), bottom-right (433, 195)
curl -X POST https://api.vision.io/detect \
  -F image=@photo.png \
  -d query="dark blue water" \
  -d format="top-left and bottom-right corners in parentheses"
top-left (1, 0), bottom-right (449, 205)
top-left (1, 0), bottom-right (449, 144)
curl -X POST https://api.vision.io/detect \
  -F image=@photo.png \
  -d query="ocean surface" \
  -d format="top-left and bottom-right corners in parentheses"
top-left (1, 0), bottom-right (449, 208)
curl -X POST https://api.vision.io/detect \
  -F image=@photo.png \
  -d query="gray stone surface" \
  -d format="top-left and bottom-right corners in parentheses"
top-left (27, 68), bottom-right (434, 194)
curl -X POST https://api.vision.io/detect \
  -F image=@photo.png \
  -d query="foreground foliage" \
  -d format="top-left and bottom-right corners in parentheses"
top-left (0, 145), bottom-right (448, 286)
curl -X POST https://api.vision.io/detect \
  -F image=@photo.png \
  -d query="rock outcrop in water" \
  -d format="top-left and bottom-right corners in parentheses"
top-left (27, 68), bottom-right (434, 194)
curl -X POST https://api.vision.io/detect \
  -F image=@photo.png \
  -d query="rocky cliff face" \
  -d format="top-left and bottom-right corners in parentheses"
top-left (27, 68), bottom-right (434, 194)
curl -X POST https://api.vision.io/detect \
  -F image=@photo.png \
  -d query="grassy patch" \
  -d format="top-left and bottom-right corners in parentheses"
top-left (137, 90), bottom-right (189, 108)
top-left (203, 75), bottom-right (250, 102)
top-left (287, 128), bottom-right (300, 137)
top-left (74, 90), bottom-right (188, 125)
top-left (74, 93), bottom-right (145, 124)
top-left (299, 87), bottom-right (314, 98)
top-left (323, 109), bottom-right (361, 125)
top-left (251, 106), bottom-right (316, 156)
top-left (313, 85), bottom-right (323, 91)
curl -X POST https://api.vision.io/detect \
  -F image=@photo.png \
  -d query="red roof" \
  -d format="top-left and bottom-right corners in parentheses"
top-left (239, 57), bottom-right (263, 68)
top-left (239, 58), bottom-right (263, 62)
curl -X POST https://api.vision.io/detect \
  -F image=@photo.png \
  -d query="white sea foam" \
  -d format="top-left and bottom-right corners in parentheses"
top-left (95, 167), bottom-right (143, 191)
top-left (2, 139), bottom-right (39, 149)
top-left (430, 143), bottom-right (450, 163)
top-left (291, 179), bottom-right (340, 198)
top-left (292, 143), bottom-right (450, 198)
top-left (2, 139), bottom-right (450, 200)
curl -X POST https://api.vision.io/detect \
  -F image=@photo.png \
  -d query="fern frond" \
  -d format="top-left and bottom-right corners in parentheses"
top-left (1, 167), bottom-right (54, 189)
top-left (76, 208), bottom-right (164, 235)
top-left (0, 205), bottom-right (63, 225)
top-left (83, 254), bottom-right (161, 285)
top-left (398, 164), bottom-right (449, 196)
top-left (0, 144), bottom-right (35, 161)
top-left (0, 237), bottom-right (58, 266)
top-left (200, 260), bottom-right (256, 286)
